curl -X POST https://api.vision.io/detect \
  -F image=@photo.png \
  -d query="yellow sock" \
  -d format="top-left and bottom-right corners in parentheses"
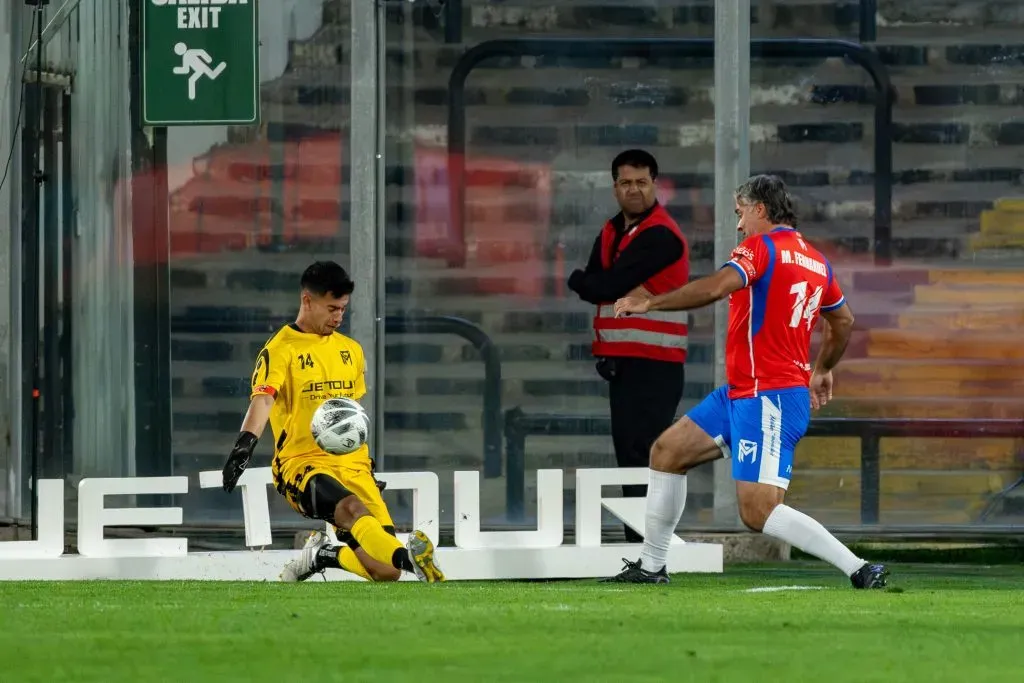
top-left (349, 515), bottom-right (405, 569)
top-left (338, 546), bottom-right (372, 581)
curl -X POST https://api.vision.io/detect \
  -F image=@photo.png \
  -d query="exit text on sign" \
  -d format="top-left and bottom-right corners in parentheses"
top-left (152, 0), bottom-right (251, 29)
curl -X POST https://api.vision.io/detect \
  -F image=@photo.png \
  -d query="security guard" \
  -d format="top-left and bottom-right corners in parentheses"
top-left (568, 149), bottom-right (690, 542)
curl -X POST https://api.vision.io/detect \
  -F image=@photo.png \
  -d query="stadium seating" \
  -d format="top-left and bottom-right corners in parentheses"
top-left (168, 0), bottom-right (1024, 526)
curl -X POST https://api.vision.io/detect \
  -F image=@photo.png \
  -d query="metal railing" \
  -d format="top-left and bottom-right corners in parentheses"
top-left (503, 408), bottom-right (1024, 524)
top-left (432, 0), bottom-right (877, 46)
top-left (384, 315), bottom-right (503, 478)
top-left (859, 0), bottom-right (878, 43)
top-left (447, 37), bottom-right (895, 266)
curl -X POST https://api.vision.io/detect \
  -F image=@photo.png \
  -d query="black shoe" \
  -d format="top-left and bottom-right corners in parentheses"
top-left (850, 562), bottom-right (889, 589)
top-left (600, 558), bottom-right (670, 584)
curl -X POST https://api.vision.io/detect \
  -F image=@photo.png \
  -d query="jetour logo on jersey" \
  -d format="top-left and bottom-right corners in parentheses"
top-left (301, 379), bottom-right (355, 402)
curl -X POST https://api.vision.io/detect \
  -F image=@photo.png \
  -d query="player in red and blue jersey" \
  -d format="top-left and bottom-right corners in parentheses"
top-left (722, 226), bottom-right (846, 402)
top-left (604, 175), bottom-right (888, 589)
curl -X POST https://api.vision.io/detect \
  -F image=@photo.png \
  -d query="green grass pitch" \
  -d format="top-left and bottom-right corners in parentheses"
top-left (1, 563), bottom-right (1021, 682)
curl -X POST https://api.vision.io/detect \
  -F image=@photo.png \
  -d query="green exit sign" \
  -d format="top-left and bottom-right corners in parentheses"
top-left (141, 0), bottom-right (260, 126)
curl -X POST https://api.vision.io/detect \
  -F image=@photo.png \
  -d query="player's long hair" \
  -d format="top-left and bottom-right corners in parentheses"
top-left (734, 175), bottom-right (798, 228)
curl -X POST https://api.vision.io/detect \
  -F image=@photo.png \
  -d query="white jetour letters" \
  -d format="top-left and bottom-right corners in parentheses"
top-left (0, 468), bottom-right (685, 560)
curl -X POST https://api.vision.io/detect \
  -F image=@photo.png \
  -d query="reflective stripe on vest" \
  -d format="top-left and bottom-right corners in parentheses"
top-left (595, 305), bottom-right (687, 325)
top-left (593, 305), bottom-right (689, 350)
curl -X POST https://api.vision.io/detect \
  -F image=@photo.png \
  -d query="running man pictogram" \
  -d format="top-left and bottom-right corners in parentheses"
top-left (172, 42), bottom-right (227, 101)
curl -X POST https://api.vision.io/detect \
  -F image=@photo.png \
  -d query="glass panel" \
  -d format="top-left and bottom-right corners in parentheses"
top-left (749, 38), bottom-right (880, 529)
top-left (382, 0), bottom-right (1024, 539)
top-left (384, 5), bottom-right (725, 535)
top-left (9, 0), bottom-right (1021, 553)
top-left (168, 0), bottom-right (352, 538)
top-left (866, 16), bottom-right (1024, 530)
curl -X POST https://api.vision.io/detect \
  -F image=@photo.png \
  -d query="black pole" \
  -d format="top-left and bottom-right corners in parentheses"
top-left (23, 0), bottom-right (49, 539)
top-left (444, 0), bottom-right (462, 44)
top-left (873, 83), bottom-right (895, 265)
top-left (503, 408), bottom-right (525, 522)
top-left (860, 432), bottom-right (881, 525)
top-left (859, 0), bottom-right (877, 43)
top-left (60, 91), bottom-right (74, 476)
top-left (129, 0), bottom-right (173, 499)
top-left (42, 87), bottom-right (59, 480)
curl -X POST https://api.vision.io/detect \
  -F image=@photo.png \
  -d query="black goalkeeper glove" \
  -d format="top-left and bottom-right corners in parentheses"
top-left (222, 431), bottom-right (258, 493)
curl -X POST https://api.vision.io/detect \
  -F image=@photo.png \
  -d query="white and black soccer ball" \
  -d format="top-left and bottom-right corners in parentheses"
top-left (311, 397), bottom-right (370, 455)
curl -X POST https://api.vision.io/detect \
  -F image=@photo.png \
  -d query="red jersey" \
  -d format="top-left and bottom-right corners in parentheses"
top-left (723, 227), bottom-right (846, 399)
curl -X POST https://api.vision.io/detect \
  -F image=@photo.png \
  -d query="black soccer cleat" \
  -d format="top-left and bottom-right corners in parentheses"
top-left (850, 562), bottom-right (889, 589)
top-left (601, 558), bottom-right (670, 584)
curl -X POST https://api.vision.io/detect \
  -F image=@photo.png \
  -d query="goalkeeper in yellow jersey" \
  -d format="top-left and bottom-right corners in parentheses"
top-left (220, 261), bottom-right (445, 583)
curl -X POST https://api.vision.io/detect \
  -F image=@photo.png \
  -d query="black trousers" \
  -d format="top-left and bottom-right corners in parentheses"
top-left (604, 356), bottom-right (685, 542)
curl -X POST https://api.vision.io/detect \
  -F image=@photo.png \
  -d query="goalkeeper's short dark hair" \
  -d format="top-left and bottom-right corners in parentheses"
top-left (301, 261), bottom-right (355, 298)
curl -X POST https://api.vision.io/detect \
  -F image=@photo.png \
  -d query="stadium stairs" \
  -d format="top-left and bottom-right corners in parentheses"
top-left (169, 0), bottom-right (1023, 529)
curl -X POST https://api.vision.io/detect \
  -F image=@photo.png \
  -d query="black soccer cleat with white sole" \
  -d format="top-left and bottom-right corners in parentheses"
top-left (850, 562), bottom-right (889, 589)
top-left (601, 558), bottom-right (670, 584)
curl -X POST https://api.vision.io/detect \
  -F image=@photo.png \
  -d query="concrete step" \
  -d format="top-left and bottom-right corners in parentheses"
top-left (784, 492), bottom-right (986, 523)
top-left (866, 329), bottom-right (1024, 360)
top-left (895, 306), bottom-right (1024, 331)
top-left (821, 396), bottom-right (1024, 419)
top-left (783, 491), bottom-right (992, 523)
top-left (926, 268), bottom-right (1024, 286)
top-left (173, 137), bottom-right (1024, 198)
top-left (289, 28), bottom-right (1024, 80)
top-left (796, 435), bottom-right (1022, 471)
top-left (838, 378), bottom-right (1023, 400)
top-left (322, 0), bottom-right (1024, 36)
top-left (277, 56), bottom-right (1024, 93)
top-left (837, 358), bottom-right (1024, 382)
top-left (169, 292), bottom-right (719, 333)
top-left (171, 331), bottom-right (603, 364)
top-left (165, 209), bottom-right (975, 260)
top-left (173, 361), bottom-right (612, 396)
top-left (171, 269), bottom-right (581, 307)
top-left (913, 284), bottom-right (1024, 306)
top-left (696, 506), bottom-right (982, 526)
top-left (173, 428), bottom-right (627, 473)
top-left (980, 209), bottom-right (1024, 236)
top-left (969, 233), bottom-right (1024, 251)
top-left (172, 134), bottom-right (1024, 192)
top-left (169, 156), bottom-right (1019, 216)
top-left (788, 469), bottom-right (1018, 498)
top-left (264, 80), bottom-right (1024, 128)
top-left (170, 253), bottom-right (450, 276)
top-left (257, 102), bottom-right (1024, 165)
top-left (172, 394), bottom-right (627, 434)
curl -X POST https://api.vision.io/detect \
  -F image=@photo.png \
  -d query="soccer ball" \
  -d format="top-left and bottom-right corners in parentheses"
top-left (311, 397), bottom-right (370, 455)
